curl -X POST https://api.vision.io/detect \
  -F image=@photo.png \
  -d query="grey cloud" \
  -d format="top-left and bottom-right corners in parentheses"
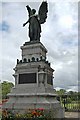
top-left (54, 64), bottom-right (78, 90)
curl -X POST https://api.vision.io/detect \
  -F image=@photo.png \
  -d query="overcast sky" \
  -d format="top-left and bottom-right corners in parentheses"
top-left (0, 1), bottom-right (78, 91)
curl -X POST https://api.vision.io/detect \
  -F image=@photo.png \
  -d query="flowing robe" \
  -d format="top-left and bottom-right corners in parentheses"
top-left (29, 15), bottom-right (41, 41)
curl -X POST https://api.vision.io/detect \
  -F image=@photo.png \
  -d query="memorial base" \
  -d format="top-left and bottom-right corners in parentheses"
top-left (3, 41), bottom-right (64, 118)
top-left (3, 84), bottom-right (64, 118)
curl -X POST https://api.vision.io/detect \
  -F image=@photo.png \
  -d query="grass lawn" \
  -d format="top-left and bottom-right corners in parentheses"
top-left (61, 102), bottom-right (80, 111)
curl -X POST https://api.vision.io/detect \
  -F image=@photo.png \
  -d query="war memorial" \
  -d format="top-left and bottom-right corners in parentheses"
top-left (3, 1), bottom-right (64, 118)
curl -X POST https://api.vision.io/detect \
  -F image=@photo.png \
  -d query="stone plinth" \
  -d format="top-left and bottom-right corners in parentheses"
top-left (21, 41), bottom-right (47, 62)
top-left (3, 41), bottom-right (64, 118)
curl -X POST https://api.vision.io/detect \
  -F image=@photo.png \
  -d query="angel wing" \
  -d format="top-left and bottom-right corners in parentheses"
top-left (26, 5), bottom-right (31, 17)
top-left (38, 1), bottom-right (48, 24)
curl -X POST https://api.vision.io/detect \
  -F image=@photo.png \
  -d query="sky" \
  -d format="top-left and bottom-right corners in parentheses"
top-left (0, 1), bottom-right (78, 92)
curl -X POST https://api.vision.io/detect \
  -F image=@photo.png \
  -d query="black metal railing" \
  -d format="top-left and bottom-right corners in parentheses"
top-left (57, 94), bottom-right (80, 112)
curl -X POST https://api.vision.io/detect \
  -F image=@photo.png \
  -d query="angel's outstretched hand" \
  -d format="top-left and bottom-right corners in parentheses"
top-left (23, 22), bottom-right (28, 27)
top-left (23, 23), bottom-right (26, 27)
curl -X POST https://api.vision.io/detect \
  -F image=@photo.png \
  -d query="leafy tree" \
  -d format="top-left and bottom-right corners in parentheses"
top-left (78, 92), bottom-right (80, 101)
top-left (67, 91), bottom-right (74, 95)
top-left (2, 81), bottom-right (14, 99)
top-left (67, 91), bottom-right (79, 102)
top-left (56, 89), bottom-right (66, 95)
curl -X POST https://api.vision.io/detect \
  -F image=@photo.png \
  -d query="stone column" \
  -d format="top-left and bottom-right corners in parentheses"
top-left (13, 74), bottom-right (18, 86)
top-left (38, 71), bottom-right (46, 87)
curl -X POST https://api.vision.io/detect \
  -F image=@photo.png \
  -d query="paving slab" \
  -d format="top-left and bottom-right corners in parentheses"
top-left (65, 112), bottom-right (80, 118)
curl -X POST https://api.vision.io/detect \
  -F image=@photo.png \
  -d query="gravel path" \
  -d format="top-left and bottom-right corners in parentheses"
top-left (65, 112), bottom-right (80, 118)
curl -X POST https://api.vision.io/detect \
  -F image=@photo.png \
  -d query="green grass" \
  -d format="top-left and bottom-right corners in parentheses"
top-left (61, 102), bottom-right (80, 111)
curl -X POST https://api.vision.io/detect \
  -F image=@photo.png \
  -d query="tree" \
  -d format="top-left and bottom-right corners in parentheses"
top-left (2, 81), bottom-right (14, 99)
top-left (56, 89), bottom-right (66, 95)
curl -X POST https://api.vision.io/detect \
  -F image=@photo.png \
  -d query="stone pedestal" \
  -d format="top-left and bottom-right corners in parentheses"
top-left (3, 41), bottom-right (64, 118)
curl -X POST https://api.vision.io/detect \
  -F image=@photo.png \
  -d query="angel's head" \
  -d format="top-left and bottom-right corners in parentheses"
top-left (31, 9), bottom-right (36, 14)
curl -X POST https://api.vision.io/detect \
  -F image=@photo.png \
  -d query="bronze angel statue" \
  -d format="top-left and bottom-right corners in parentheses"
top-left (23, 1), bottom-right (48, 41)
